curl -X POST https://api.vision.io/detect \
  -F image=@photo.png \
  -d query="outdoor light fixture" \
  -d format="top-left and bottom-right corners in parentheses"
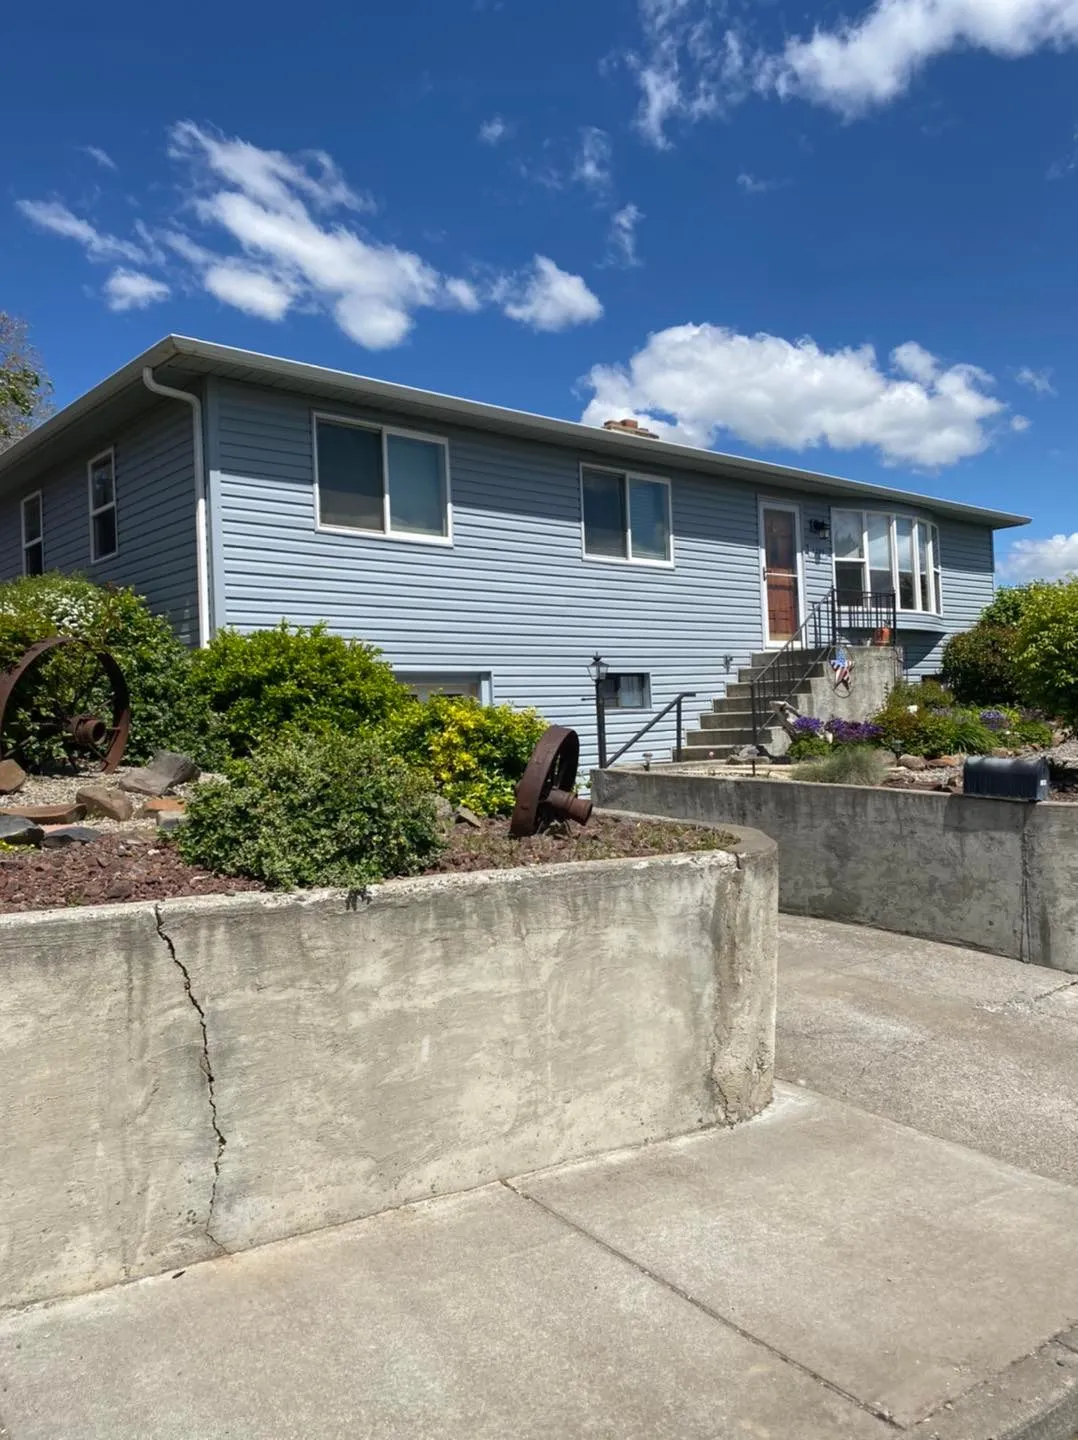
top-left (809, 519), bottom-right (831, 539)
top-left (588, 653), bottom-right (609, 767)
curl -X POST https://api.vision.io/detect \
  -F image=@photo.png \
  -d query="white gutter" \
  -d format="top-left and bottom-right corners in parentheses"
top-left (141, 367), bottom-right (211, 648)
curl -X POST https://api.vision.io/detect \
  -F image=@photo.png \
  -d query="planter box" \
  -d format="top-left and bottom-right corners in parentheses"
top-left (0, 836), bottom-right (777, 1310)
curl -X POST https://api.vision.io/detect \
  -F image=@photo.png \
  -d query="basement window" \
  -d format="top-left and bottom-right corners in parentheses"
top-left (599, 673), bottom-right (651, 710)
top-left (21, 492), bottom-right (44, 576)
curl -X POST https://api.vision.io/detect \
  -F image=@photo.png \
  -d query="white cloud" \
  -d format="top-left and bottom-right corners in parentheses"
top-left (628, 0), bottom-right (1078, 139)
top-left (501, 256), bottom-right (603, 332)
top-left (581, 323), bottom-right (1011, 466)
top-left (759, 0), bottom-right (1078, 116)
top-left (16, 199), bottom-right (147, 263)
top-left (478, 116), bottom-right (510, 145)
top-left (203, 261), bottom-right (294, 320)
top-left (16, 121), bottom-right (600, 347)
top-left (103, 269), bottom-right (170, 311)
top-left (572, 126), bottom-right (613, 190)
top-left (999, 534), bottom-right (1078, 581)
top-left (1011, 414), bottom-right (1032, 431)
top-left (84, 146), bottom-right (117, 171)
top-left (1017, 365), bottom-right (1056, 395)
top-left (606, 203), bottom-right (644, 268)
top-left (629, 1), bottom-right (748, 147)
top-left (736, 172), bottom-right (782, 195)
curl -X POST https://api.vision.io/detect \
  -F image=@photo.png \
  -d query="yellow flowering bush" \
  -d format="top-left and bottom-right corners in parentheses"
top-left (389, 695), bottom-right (547, 815)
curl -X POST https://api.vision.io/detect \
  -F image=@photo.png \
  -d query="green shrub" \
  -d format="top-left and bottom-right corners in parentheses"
top-left (872, 699), bottom-right (995, 758)
top-left (177, 728), bottom-right (442, 889)
top-left (1010, 713), bottom-right (1054, 747)
top-left (786, 735), bottom-right (830, 760)
top-left (793, 747), bottom-right (892, 786)
top-left (0, 574), bottom-right (210, 767)
top-left (1014, 579), bottom-right (1078, 729)
top-left (190, 622), bottom-right (409, 759)
top-left (982, 584), bottom-right (1038, 628)
top-left (941, 625), bottom-right (1021, 706)
top-left (388, 695), bottom-right (547, 815)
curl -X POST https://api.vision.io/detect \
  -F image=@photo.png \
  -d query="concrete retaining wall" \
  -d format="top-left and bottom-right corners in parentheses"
top-left (0, 838), bottom-right (777, 1310)
top-left (593, 769), bottom-right (1078, 974)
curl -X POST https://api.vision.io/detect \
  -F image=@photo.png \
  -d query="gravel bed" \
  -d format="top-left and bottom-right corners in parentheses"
top-left (428, 815), bottom-right (739, 872)
top-left (0, 766), bottom-right (222, 834)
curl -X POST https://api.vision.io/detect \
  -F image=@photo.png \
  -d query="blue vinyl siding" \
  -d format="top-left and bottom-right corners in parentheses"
top-left (210, 377), bottom-right (996, 764)
top-left (0, 403), bottom-right (199, 643)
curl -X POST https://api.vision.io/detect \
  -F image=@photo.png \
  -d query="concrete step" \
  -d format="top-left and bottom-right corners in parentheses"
top-left (720, 679), bottom-right (813, 705)
top-left (683, 727), bottom-right (761, 751)
top-left (697, 709), bottom-right (756, 730)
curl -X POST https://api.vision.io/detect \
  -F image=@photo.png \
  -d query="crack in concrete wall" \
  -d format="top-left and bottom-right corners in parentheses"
top-left (153, 905), bottom-right (227, 1248)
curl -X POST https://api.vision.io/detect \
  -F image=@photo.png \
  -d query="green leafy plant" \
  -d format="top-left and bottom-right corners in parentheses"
top-left (981, 585), bottom-right (1039, 628)
top-left (177, 728), bottom-right (443, 889)
top-left (793, 746), bottom-right (892, 786)
top-left (0, 574), bottom-right (210, 767)
top-left (190, 622), bottom-right (410, 759)
top-left (941, 626), bottom-right (1022, 706)
top-left (786, 734), bottom-right (830, 760)
top-left (872, 700), bottom-right (995, 758)
top-left (1013, 579), bottom-right (1078, 730)
top-left (388, 695), bottom-right (548, 815)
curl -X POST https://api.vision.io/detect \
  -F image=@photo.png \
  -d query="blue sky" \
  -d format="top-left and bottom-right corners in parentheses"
top-left (3, 0), bottom-right (1077, 579)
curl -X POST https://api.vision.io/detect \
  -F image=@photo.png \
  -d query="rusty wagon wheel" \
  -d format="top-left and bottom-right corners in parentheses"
top-left (0, 637), bottom-right (131, 773)
top-left (509, 725), bottom-right (593, 837)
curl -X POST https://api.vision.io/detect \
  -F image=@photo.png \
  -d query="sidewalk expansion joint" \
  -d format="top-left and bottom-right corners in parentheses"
top-left (500, 1178), bottom-right (901, 1431)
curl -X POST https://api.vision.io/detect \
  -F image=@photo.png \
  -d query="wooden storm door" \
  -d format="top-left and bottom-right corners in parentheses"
top-left (761, 505), bottom-right (802, 645)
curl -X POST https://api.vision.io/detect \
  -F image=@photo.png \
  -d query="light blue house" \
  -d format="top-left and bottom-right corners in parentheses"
top-left (0, 336), bottom-right (1027, 766)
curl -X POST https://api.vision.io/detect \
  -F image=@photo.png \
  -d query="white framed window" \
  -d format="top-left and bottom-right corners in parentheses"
top-left (313, 413), bottom-right (451, 544)
top-left (580, 464), bottom-right (673, 566)
top-left (599, 672), bottom-right (652, 710)
top-left (87, 449), bottom-right (118, 562)
top-left (21, 492), bottom-right (44, 576)
top-left (832, 508), bottom-right (942, 615)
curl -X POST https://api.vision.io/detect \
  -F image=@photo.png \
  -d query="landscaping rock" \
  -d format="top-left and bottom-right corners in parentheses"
top-left (120, 750), bottom-right (201, 797)
top-left (0, 802), bottom-right (86, 825)
top-left (928, 756), bottom-right (960, 769)
top-left (453, 804), bottom-right (483, 829)
top-left (76, 786), bottom-right (135, 822)
top-left (0, 759), bottom-right (28, 795)
top-left (140, 796), bottom-right (186, 817)
top-left (104, 876), bottom-right (134, 901)
top-left (898, 755), bottom-right (927, 771)
top-left (156, 811), bottom-right (189, 833)
top-left (0, 816), bottom-right (44, 846)
top-left (41, 826), bottom-right (102, 849)
top-left (990, 747), bottom-right (1015, 759)
top-left (729, 744), bottom-right (760, 764)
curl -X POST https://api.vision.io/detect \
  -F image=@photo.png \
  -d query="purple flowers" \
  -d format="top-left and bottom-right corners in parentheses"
top-left (829, 719), bottom-right (884, 745)
top-left (980, 709), bottom-right (1008, 731)
top-left (792, 715), bottom-right (825, 736)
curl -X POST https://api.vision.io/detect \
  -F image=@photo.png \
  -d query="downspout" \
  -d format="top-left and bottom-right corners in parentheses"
top-left (141, 368), bottom-right (211, 648)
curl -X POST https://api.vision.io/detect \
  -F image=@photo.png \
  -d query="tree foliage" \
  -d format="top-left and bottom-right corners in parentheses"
top-left (0, 313), bottom-right (52, 452)
top-left (1013, 579), bottom-right (1078, 729)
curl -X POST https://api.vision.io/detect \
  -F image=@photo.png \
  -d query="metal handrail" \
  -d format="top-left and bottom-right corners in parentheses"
top-left (606, 692), bottom-right (698, 767)
top-left (750, 587), bottom-right (897, 747)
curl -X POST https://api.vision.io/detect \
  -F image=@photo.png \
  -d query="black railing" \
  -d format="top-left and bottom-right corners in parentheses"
top-left (750, 587), bottom-right (896, 747)
top-left (604, 692), bottom-right (698, 768)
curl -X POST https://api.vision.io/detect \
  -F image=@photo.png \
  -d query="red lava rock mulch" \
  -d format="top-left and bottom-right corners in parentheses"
top-left (0, 815), bottom-right (736, 914)
top-left (428, 815), bottom-right (739, 873)
top-left (0, 833), bottom-right (265, 914)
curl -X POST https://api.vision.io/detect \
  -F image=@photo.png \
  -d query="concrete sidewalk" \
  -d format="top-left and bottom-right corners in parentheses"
top-left (3, 919), bottom-right (1078, 1438)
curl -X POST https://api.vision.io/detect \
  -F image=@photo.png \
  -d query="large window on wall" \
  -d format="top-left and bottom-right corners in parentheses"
top-left (314, 414), bottom-right (451, 542)
top-left (581, 465), bottom-right (672, 564)
top-left (832, 510), bottom-right (942, 614)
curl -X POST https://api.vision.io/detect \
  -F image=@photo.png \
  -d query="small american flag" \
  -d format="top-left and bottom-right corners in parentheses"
top-left (831, 646), bottom-right (852, 687)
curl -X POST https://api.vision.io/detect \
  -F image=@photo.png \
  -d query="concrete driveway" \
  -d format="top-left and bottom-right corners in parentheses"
top-left (2, 917), bottom-right (1078, 1439)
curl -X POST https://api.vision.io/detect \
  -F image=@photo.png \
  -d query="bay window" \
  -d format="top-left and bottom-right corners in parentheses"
top-left (832, 510), bottom-right (942, 614)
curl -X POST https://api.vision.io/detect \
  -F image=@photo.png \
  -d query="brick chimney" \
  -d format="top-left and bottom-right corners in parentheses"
top-left (603, 416), bottom-right (659, 439)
